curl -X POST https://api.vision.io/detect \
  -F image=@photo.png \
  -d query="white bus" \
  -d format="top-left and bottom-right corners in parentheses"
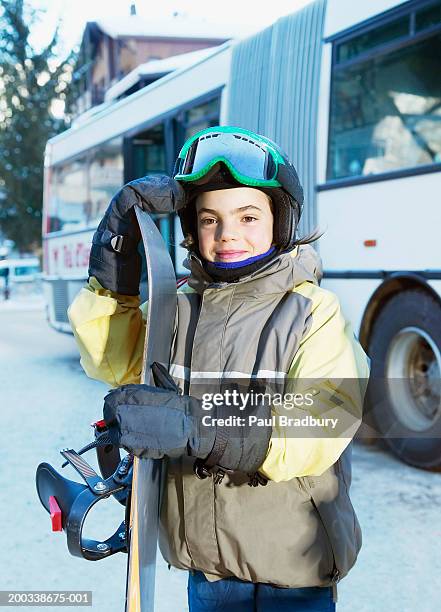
top-left (43, 0), bottom-right (441, 468)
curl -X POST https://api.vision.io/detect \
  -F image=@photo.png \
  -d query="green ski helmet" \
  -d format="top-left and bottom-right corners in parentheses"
top-left (173, 125), bottom-right (304, 252)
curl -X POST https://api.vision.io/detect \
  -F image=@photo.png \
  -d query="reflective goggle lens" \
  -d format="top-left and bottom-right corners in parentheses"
top-left (177, 132), bottom-right (277, 182)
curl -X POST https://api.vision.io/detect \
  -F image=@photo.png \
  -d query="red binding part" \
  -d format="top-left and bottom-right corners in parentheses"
top-left (91, 418), bottom-right (107, 431)
top-left (49, 496), bottom-right (63, 532)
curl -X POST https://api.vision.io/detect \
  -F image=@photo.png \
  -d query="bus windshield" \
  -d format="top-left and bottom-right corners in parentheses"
top-left (47, 137), bottom-right (123, 233)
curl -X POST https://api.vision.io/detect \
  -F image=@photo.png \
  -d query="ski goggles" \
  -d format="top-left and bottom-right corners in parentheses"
top-left (173, 126), bottom-right (285, 188)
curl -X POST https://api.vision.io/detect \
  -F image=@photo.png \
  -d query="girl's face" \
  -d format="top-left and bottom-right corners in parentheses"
top-left (195, 187), bottom-right (274, 263)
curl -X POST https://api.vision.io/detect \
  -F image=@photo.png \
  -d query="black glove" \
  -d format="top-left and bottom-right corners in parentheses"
top-left (103, 383), bottom-right (215, 460)
top-left (88, 175), bottom-right (186, 295)
top-left (103, 370), bottom-right (272, 475)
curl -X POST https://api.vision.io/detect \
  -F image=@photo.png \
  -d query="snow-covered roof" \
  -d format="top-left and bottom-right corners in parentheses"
top-left (94, 15), bottom-right (250, 40)
top-left (104, 46), bottom-right (222, 102)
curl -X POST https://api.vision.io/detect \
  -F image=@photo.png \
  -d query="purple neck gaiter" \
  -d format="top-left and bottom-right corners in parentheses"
top-left (201, 246), bottom-right (277, 283)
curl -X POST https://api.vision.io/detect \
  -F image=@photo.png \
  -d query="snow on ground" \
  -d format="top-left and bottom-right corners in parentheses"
top-left (0, 295), bottom-right (46, 311)
top-left (1, 305), bottom-right (440, 611)
top-left (0, 282), bottom-right (45, 311)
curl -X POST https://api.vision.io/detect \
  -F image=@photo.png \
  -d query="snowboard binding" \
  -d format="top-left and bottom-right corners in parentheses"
top-left (35, 419), bottom-right (133, 561)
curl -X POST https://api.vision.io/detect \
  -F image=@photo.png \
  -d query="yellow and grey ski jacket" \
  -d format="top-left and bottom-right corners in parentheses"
top-left (68, 244), bottom-right (370, 589)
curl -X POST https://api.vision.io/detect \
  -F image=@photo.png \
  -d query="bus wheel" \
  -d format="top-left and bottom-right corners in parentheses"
top-left (367, 289), bottom-right (441, 470)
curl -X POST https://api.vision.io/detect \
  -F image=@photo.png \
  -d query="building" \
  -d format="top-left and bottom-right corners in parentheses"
top-left (73, 12), bottom-right (244, 116)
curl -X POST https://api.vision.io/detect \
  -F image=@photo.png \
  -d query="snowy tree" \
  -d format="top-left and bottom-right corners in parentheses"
top-left (0, 0), bottom-right (77, 253)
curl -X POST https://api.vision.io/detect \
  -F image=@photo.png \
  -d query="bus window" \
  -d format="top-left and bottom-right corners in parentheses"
top-left (416, 2), bottom-right (441, 31)
top-left (126, 124), bottom-right (171, 260)
top-left (132, 124), bottom-right (166, 178)
top-left (50, 157), bottom-right (89, 232)
top-left (181, 97), bottom-right (220, 141)
top-left (89, 137), bottom-right (124, 224)
top-left (328, 26), bottom-right (441, 180)
top-left (336, 16), bottom-right (409, 64)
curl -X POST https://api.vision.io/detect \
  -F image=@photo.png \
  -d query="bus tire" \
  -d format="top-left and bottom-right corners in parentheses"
top-left (367, 288), bottom-right (441, 470)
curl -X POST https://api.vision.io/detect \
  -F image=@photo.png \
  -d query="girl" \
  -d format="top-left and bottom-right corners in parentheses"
top-left (68, 126), bottom-right (370, 611)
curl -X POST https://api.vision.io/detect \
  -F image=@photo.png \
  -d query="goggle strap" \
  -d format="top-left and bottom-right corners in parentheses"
top-left (277, 162), bottom-right (300, 203)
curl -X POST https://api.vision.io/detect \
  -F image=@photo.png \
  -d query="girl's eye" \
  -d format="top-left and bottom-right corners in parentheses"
top-left (243, 216), bottom-right (257, 223)
top-left (200, 218), bottom-right (216, 225)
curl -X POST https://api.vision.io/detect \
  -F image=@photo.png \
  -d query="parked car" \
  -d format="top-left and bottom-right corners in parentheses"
top-left (0, 257), bottom-right (41, 298)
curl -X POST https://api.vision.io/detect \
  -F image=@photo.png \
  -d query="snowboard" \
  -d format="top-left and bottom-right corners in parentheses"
top-left (125, 207), bottom-right (177, 612)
